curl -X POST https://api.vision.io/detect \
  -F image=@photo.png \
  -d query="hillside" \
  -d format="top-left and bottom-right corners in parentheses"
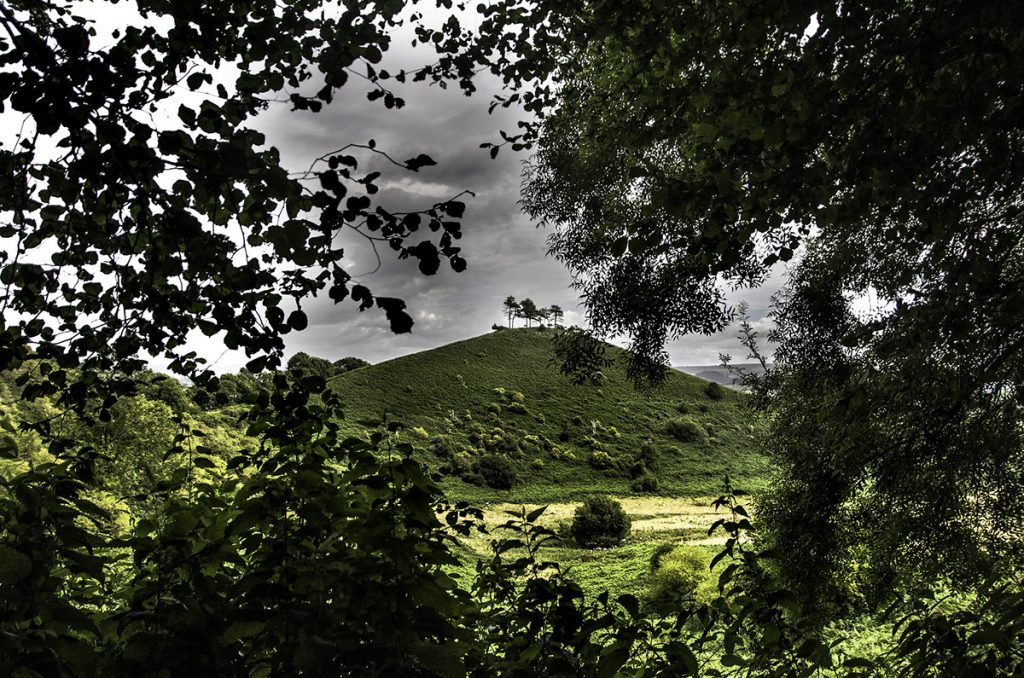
top-left (329, 328), bottom-right (768, 502)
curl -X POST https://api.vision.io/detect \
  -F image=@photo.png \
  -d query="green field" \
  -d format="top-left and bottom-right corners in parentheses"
top-left (328, 327), bottom-right (768, 503)
top-left (452, 496), bottom-right (736, 598)
top-left (323, 327), bottom-right (768, 611)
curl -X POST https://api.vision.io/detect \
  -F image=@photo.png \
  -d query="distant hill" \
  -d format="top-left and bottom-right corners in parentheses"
top-left (674, 363), bottom-right (768, 388)
top-left (329, 329), bottom-right (767, 502)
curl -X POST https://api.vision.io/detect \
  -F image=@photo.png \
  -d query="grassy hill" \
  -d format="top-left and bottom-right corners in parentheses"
top-left (329, 328), bottom-right (767, 502)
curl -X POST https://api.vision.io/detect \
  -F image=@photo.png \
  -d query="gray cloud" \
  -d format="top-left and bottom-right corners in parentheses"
top-left (189, 39), bottom-right (784, 373)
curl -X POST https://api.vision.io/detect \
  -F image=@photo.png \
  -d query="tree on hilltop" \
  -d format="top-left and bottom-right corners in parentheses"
top-left (548, 305), bottom-right (564, 327)
top-left (516, 298), bottom-right (539, 328)
top-left (502, 296), bottom-right (520, 328)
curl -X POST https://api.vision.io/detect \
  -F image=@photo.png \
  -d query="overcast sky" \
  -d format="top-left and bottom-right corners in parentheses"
top-left (13, 7), bottom-right (783, 374)
top-left (186, 29), bottom-right (785, 373)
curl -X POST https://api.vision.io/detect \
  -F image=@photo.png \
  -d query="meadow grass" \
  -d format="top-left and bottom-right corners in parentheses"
top-left (329, 328), bottom-right (768, 503)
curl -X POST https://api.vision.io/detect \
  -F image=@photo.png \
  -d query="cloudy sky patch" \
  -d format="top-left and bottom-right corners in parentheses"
top-left (194, 29), bottom-right (784, 372)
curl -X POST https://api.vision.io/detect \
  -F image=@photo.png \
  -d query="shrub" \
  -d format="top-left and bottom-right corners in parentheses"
top-left (507, 402), bottom-right (529, 415)
top-left (412, 426), bottom-right (429, 439)
top-left (570, 496), bottom-right (631, 548)
top-left (666, 417), bottom-right (708, 444)
top-left (698, 404), bottom-right (710, 413)
top-left (531, 458), bottom-right (545, 470)
top-left (647, 546), bottom-right (716, 608)
top-left (704, 381), bottom-right (724, 400)
top-left (631, 472), bottom-right (659, 493)
top-left (511, 391), bottom-right (526, 403)
top-left (487, 402), bottom-right (502, 414)
top-left (588, 450), bottom-right (613, 469)
top-left (440, 451), bottom-right (474, 478)
top-left (493, 387), bottom-right (506, 398)
top-left (474, 453), bottom-right (518, 489)
top-left (635, 439), bottom-right (660, 471)
top-left (484, 427), bottom-right (520, 454)
top-left (628, 461), bottom-right (645, 479)
top-left (463, 471), bottom-right (486, 486)
top-left (676, 401), bottom-right (690, 414)
top-left (430, 435), bottom-right (457, 459)
top-left (649, 543), bottom-right (677, 573)
top-left (572, 415), bottom-right (584, 427)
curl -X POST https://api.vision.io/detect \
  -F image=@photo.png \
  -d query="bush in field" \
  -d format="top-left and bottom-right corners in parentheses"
top-left (570, 496), bottom-right (631, 548)
top-left (704, 381), bottom-right (724, 400)
top-left (647, 546), bottom-right (716, 608)
top-left (474, 453), bottom-right (518, 489)
top-left (666, 418), bottom-right (708, 444)
top-left (631, 472), bottom-right (659, 493)
top-left (676, 401), bottom-right (690, 414)
top-left (635, 439), bottom-right (660, 471)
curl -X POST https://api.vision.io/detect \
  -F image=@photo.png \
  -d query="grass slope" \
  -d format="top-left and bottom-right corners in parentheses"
top-left (329, 328), bottom-right (767, 503)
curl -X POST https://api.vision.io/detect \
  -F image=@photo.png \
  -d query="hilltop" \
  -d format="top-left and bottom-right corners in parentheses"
top-left (329, 328), bottom-right (768, 502)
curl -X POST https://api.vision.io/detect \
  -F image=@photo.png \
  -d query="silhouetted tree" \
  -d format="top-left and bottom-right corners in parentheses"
top-left (548, 305), bottom-right (564, 327)
top-left (503, 296), bottom-right (520, 328)
top-left (517, 298), bottom-right (539, 328)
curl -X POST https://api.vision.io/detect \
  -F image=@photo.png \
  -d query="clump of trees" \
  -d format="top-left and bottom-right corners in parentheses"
top-left (501, 297), bottom-right (564, 328)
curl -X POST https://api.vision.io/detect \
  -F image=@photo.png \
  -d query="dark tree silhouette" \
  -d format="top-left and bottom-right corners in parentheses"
top-left (516, 298), bottom-right (539, 328)
top-left (502, 296), bottom-right (520, 328)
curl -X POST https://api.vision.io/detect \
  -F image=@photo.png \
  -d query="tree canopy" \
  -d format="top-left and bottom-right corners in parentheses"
top-left (482, 0), bottom-right (1024, 606)
top-left (0, 0), bottom-right (476, 412)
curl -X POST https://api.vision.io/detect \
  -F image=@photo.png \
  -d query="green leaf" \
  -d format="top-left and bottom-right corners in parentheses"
top-left (968, 628), bottom-right (1007, 645)
top-left (526, 505), bottom-right (547, 522)
top-left (692, 122), bottom-right (718, 141)
top-left (0, 544), bottom-right (32, 584)
top-left (598, 644), bottom-right (630, 678)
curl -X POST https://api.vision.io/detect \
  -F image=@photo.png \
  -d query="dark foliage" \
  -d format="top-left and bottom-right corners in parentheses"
top-left (630, 472), bottom-right (659, 493)
top-left (666, 418), bottom-right (707, 444)
top-left (570, 495), bottom-right (631, 548)
top-left (473, 453), bottom-right (518, 489)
